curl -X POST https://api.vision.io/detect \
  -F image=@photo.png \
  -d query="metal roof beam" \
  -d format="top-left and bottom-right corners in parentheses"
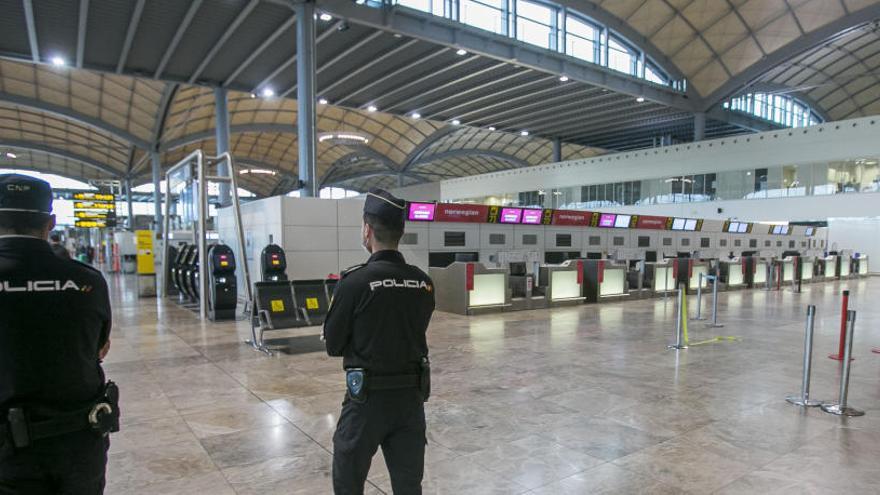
top-left (76, 0), bottom-right (89, 68)
top-left (705, 108), bottom-right (782, 132)
top-left (22, 0), bottom-right (39, 63)
top-left (319, 38), bottom-right (419, 98)
top-left (384, 61), bottom-right (511, 114)
top-left (334, 47), bottom-right (450, 106)
top-left (421, 70), bottom-right (539, 120)
top-left (410, 149), bottom-right (531, 169)
top-left (281, 28), bottom-right (382, 98)
top-left (189, 0), bottom-right (260, 84)
top-left (400, 125), bottom-right (461, 171)
top-left (323, 169), bottom-right (429, 187)
top-left (158, 123), bottom-right (297, 152)
top-left (154, 0), bottom-right (204, 79)
top-left (223, 15), bottom-right (296, 87)
top-left (2, 141), bottom-right (122, 177)
top-left (701, 3), bottom-right (880, 110)
top-left (256, 20), bottom-right (341, 94)
top-left (116, 0), bottom-right (146, 73)
top-left (317, 0), bottom-right (695, 111)
top-left (0, 91), bottom-right (150, 149)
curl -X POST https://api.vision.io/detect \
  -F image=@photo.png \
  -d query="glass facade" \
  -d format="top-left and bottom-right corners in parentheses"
top-left (372, 0), bottom-right (685, 90)
top-left (462, 158), bottom-right (880, 209)
top-left (723, 93), bottom-right (822, 128)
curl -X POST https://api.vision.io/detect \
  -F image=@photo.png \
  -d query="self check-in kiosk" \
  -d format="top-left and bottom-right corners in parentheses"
top-left (207, 244), bottom-right (237, 321)
top-left (261, 244), bottom-right (288, 281)
top-left (430, 262), bottom-right (510, 315)
top-left (583, 259), bottom-right (628, 302)
top-left (254, 244), bottom-right (301, 330)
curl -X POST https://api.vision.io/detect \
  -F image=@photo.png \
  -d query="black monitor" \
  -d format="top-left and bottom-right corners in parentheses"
top-left (509, 262), bottom-right (527, 276)
top-left (645, 251), bottom-right (657, 262)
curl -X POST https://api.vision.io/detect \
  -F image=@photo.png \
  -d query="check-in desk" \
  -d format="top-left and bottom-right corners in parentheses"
top-left (800, 256), bottom-right (814, 283)
top-left (751, 258), bottom-right (770, 288)
top-left (538, 260), bottom-right (587, 306)
top-left (775, 257), bottom-right (795, 284)
top-left (839, 256), bottom-right (851, 278)
top-left (719, 258), bottom-right (746, 289)
top-left (509, 270), bottom-right (547, 311)
top-left (853, 255), bottom-right (869, 277)
top-left (687, 260), bottom-right (710, 293)
top-left (430, 262), bottom-right (510, 315)
top-left (583, 259), bottom-right (628, 303)
top-left (645, 261), bottom-right (678, 295)
top-left (821, 255), bottom-right (837, 279)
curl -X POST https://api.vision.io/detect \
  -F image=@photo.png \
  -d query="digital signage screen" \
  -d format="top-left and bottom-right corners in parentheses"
top-left (598, 213), bottom-right (616, 228)
top-left (683, 219), bottom-right (698, 231)
top-left (727, 222), bottom-right (740, 233)
top-left (614, 214), bottom-right (631, 228)
top-left (499, 207), bottom-right (523, 224)
top-left (772, 225), bottom-right (784, 234)
top-left (805, 227), bottom-right (815, 236)
top-left (521, 209), bottom-right (543, 225)
top-left (737, 223), bottom-right (749, 233)
top-left (671, 218), bottom-right (686, 231)
top-left (407, 202), bottom-right (436, 221)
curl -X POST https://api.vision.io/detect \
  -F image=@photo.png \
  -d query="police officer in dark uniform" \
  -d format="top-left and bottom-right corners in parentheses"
top-left (324, 189), bottom-right (435, 494)
top-left (0, 174), bottom-right (118, 494)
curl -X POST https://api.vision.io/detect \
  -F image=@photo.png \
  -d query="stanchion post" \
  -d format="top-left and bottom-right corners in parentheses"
top-left (829, 290), bottom-right (850, 361)
top-left (821, 310), bottom-right (864, 417)
top-left (764, 262), bottom-right (771, 291)
top-left (667, 285), bottom-right (687, 350)
top-left (692, 272), bottom-right (706, 321)
top-left (707, 274), bottom-right (723, 328)
top-left (786, 305), bottom-right (821, 407)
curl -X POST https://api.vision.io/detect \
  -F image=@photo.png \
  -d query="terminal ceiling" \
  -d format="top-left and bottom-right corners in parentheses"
top-left (0, 0), bottom-right (878, 195)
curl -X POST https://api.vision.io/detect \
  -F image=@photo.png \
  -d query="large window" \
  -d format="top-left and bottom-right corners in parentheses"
top-left (389, 0), bottom-right (683, 89)
top-left (723, 92), bottom-right (822, 128)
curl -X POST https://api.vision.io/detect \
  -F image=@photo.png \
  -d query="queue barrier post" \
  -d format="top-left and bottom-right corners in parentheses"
top-left (667, 285), bottom-right (687, 350)
top-left (829, 290), bottom-right (851, 361)
top-left (706, 274), bottom-right (724, 328)
top-left (821, 310), bottom-right (865, 417)
top-left (692, 272), bottom-right (707, 321)
top-left (786, 305), bottom-right (822, 407)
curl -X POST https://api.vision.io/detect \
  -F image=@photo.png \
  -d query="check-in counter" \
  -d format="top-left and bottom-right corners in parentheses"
top-left (779, 257), bottom-right (795, 283)
top-left (538, 260), bottom-right (586, 306)
top-left (429, 262), bottom-right (509, 315)
top-left (719, 258), bottom-right (746, 289)
top-left (687, 260), bottom-right (710, 292)
top-left (854, 255), bottom-right (869, 276)
top-left (509, 268), bottom-right (547, 311)
top-left (822, 255), bottom-right (837, 279)
top-left (645, 261), bottom-right (678, 295)
top-left (839, 256), bottom-right (851, 278)
top-left (800, 256), bottom-right (814, 282)
top-left (583, 259), bottom-right (628, 302)
top-left (751, 258), bottom-right (770, 287)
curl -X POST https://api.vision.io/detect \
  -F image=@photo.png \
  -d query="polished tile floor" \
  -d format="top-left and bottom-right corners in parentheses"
top-left (103, 277), bottom-right (880, 494)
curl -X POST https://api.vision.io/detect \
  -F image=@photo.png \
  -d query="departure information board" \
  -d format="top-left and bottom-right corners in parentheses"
top-left (73, 190), bottom-right (116, 228)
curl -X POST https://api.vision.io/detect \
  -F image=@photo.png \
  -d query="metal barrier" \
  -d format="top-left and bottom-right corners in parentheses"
top-left (667, 286), bottom-right (687, 350)
top-left (786, 305), bottom-right (822, 407)
top-left (691, 272), bottom-right (707, 321)
top-left (704, 274), bottom-right (723, 328)
top-left (821, 310), bottom-right (865, 417)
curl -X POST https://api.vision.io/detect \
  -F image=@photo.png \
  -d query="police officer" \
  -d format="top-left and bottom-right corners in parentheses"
top-left (324, 189), bottom-right (435, 494)
top-left (0, 174), bottom-right (118, 494)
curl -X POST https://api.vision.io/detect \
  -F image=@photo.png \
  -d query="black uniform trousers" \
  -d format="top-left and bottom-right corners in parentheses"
top-left (0, 430), bottom-right (108, 495)
top-left (333, 388), bottom-right (425, 495)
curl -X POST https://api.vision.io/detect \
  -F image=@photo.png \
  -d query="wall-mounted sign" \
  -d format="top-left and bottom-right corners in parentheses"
top-left (635, 215), bottom-right (667, 230)
top-left (434, 203), bottom-right (489, 223)
top-left (550, 209), bottom-right (592, 226)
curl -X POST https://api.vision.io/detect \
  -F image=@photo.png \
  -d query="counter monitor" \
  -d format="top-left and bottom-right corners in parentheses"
top-left (684, 218), bottom-right (698, 231)
top-left (737, 222), bottom-right (749, 233)
top-left (407, 202), bottom-right (436, 221)
top-left (521, 209), bottom-right (543, 225)
top-left (499, 207), bottom-right (523, 224)
top-left (614, 214), bottom-right (631, 228)
top-left (805, 227), bottom-right (815, 236)
top-left (598, 213), bottom-right (616, 228)
top-left (671, 218), bottom-right (686, 230)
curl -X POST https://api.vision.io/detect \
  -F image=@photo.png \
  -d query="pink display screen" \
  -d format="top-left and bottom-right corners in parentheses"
top-left (598, 213), bottom-right (616, 227)
top-left (521, 209), bottom-right (543, 224)
top-left (407, 202), bottom-right (436, 221)
top-left (499, 207), bottom-right (523, 224)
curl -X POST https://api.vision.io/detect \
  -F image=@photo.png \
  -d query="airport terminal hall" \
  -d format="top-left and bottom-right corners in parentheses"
top-left (2, 0), bottom-right (880, 493)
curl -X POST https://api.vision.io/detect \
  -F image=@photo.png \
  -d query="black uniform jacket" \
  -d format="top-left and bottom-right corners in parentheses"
top-left (0, 236), bottom-right (111, 411)
top-left (324, 250), bottom-right (434, 376)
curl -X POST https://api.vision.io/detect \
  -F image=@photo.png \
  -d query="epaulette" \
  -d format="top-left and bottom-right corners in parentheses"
top-left (340, 263), bottom-right (366, 278)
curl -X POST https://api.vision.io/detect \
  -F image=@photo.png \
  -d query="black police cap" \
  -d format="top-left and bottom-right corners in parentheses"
top-left (0, 174), bottom-right (53, 214)
top-left (364, 188), bottom-right (405, 224)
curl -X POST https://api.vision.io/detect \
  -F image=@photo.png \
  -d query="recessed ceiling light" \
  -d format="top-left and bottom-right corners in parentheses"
top-left (559, 75), bottom-right (569, 82)
top-left (5, 152), bottom-right (17, 159)
top-left (488, 126), bottom-right (496, 131)
top-left (250, 93), bottom-right (256, 98)
top-left (261, 87), bottom-right (275, 98)
top-left (50, 56), bottom-right (66, 67)
top-left (319, 13), bottom-right (332, 21)
top-left (636, 96), bottom-right (645, 102)
top-left (520, 130), bottom-right (529, 136)
top-left (411, 112), bottom-right (421, 119)
top-left (318, 97), bottom-right (329, 105)
top-left (393, 33), bottom-right (402, 38)
top-left (456, 49), bottom-right (467, 56)
top-left (367, 105), bottom-right (377, 112)
top-left (451, 119), bottom-right (460, 125)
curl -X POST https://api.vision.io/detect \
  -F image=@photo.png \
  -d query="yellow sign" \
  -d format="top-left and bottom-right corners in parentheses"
top-left (135, 230), bottom-right (155, 274)
top-left (270, 300), bottom-right (285, 312)
top-left (74, 201), bottom-right (116, 211)
top-left (305, 297), bottom-right (320, 310)
top-left (75, 220), bottom-right (107, 228)
top-left (73, 192), bottom-right (115, 201)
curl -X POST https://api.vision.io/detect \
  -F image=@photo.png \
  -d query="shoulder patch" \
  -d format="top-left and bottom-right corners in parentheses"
top-left (341, 263), bottom-right (366, 278)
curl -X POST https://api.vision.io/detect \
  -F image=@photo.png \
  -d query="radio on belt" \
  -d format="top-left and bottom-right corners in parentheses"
top-left (207, 244), bottom-right (238, 321)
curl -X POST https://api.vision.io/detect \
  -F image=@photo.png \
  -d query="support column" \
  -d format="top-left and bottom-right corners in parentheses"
top-left (295, 0), bottom-right (318, 197)
top-left (693, 112), bottom-right (706, 142)
top-left (150, 151), bottom-right (162, 233)
top-left (125, 178), bottom-right (135, 231)
top-left (214, 87), bottom-right (232, 205)
top-left (552, 137), bottom-right (562, 163)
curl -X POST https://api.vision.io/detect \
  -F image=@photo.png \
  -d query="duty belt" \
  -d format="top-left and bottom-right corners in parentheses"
top-left (370, 374), bottom-right (420, 390)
